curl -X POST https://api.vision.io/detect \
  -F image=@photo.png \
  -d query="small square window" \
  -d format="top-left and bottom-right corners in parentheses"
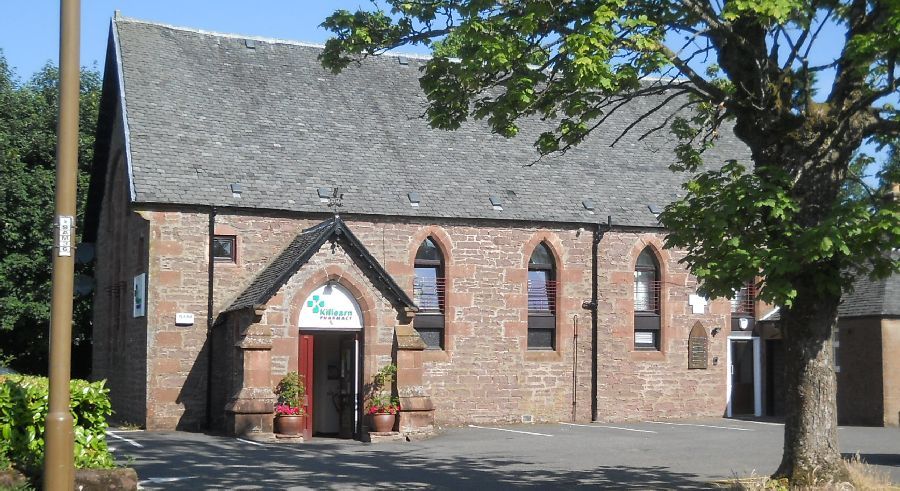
top-left (213, 236), bottom-right (236, 262)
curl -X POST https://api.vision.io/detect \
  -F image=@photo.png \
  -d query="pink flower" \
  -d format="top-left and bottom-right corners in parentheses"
top-left (275, 403), bottom-right (302, 416)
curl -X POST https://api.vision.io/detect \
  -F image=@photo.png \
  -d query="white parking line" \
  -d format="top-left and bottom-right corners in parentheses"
top-left (236, 438), bottom-right (265, 446)
top-left (106, 431), bottom-right (144, 448)
top-left (142, 477), bottom-right (196, 484)
top-left (468, 425), bottom-right (553, 437)
top-left (644, 421), bottom-right (753, 431)
top-left (559, 422), bottom-right (657, 434)
top-left (732, 420), bottom-right (783, 426)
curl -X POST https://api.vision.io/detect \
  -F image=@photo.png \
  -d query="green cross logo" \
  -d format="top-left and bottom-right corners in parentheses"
top-left (307, 295), bottom-right (326, 313)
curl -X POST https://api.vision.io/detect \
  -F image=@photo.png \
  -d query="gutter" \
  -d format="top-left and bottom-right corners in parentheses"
top-left (205, 206), bottom-right (216, 429)
top-left (587, 215), bottom-right (611, 421)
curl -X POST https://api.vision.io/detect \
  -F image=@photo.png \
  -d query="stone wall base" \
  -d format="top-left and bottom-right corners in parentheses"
top-left (225, 410), bottom-right (274, 437)
top-left (224, 387), bottom-right (276, 437)
top-left (399, 395), bottom-right (436, 438)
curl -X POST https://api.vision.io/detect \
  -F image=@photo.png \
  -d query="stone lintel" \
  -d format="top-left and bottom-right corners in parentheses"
top-left (239, 334), bottom-right (274, 350)
top-left (253, 304), bottom-right (267, 317)
top-left (238, 323), bottom-right (273, 349)
top-left (395, 324), bottom-right (426, 350)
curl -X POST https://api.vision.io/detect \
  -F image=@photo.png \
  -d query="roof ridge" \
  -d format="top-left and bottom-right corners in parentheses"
top-left (112, 14), bottom-right (434, 61)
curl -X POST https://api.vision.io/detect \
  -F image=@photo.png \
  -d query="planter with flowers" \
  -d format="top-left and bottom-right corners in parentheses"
top-left (365, 364), bottom-right (401, 433)
top-left (273, 371), bottom-right (306, 436)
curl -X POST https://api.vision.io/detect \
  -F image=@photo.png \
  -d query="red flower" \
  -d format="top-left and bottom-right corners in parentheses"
top-left (275, 403), bottom-right (302, 416)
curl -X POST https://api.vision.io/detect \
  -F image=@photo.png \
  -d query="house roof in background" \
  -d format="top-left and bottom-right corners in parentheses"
top-left (109, 16), bottom-right (750, 228)
top-left (761, 252), bottom-right (900, 321)
top-left (838, 252), bottom-right (900, 318)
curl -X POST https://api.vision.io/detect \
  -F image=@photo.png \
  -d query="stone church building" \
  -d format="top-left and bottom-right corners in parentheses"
top-left (85, 15), bottom-right (772, 439)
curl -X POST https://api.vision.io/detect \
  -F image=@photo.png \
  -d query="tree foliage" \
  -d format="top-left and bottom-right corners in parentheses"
top-left (321, 1), bottom-right (898, 305)
top-left (0, 52), bottom-right (100, 376)
top-left (320, 0), bottom-right (899, 483)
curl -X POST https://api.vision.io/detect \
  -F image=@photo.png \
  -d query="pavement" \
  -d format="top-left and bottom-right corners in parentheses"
top-left (107, 418), bottom-right (900, 489)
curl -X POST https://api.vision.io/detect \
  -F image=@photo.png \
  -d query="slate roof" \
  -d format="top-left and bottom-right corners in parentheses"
top-left (225, 216), bottom-right (417, 313)
top-left (837, 252), bottom-right (900, 318)
top-left (109, 16), bottom-right (750, 228)
top-left (761, 252), bottom-right (900, 320)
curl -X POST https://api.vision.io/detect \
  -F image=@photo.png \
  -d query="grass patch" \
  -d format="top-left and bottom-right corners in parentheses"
top-left (715, 454), bottom-right (898, 489)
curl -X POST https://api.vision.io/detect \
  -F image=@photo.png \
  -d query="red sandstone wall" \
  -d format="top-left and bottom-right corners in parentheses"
top-left (128, 207), bottom-right (734, 429)
top-left (836, 317), bottom-right (884, 426)
top-left (596, 232), bottom-right (731, 422)
top-left (883, 318), bottom-right (900, 427)
top-left (91, 106), bottom-right (149, 427)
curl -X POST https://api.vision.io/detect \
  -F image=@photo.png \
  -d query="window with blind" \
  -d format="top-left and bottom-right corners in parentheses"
top-left (413, 237), bottom-right (446, 349)
top-left (634, 247), bottom-right (661, 350)
top-left (528, 242), bottom-right (557, 350)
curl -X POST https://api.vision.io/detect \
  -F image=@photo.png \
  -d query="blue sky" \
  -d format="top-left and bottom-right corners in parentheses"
top-left (0, 2), bottom-right (410, 79)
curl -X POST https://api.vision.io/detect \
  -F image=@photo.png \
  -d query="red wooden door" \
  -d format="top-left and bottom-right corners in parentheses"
top-left (299, 334), bottom-right (314, 440)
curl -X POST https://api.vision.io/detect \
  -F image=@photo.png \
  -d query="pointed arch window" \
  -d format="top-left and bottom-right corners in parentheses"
top-left (414, 237), bottom-right (446, 349)
top-left (528, 242), bottom-right (557, 350)
top-left (634, 248), bottom-right (661, 350)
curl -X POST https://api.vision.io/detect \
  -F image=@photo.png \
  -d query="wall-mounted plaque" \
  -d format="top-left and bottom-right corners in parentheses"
top-left (688, 321), bottom-right (708, 369)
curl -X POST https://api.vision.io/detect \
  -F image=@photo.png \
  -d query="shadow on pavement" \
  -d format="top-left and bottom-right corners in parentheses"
top-left (842, 453), bottom-right (900, 468)
top-left (119, 433), bottom-right (716, 489)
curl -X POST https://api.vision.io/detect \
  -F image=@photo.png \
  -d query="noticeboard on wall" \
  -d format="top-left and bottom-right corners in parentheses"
top-left (688, 321), bottom-right (708, 369)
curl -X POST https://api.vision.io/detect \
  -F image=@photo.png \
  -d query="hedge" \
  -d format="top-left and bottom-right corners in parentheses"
top-left (0, 375), bottom-right (115, 475)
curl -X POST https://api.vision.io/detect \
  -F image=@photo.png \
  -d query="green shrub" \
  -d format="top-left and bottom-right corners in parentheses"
top-left (0, 375), bottom-right (114, 475)
top-left (274, 371), bottom-right (306, 410)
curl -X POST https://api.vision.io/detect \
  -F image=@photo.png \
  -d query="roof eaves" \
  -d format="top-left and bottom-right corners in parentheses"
top-left (231, 220), bottom-right (337, 313)
top-left (255, 221), bottom-right (338, 308)
top-left (333, 217), bottom-right (418, 311)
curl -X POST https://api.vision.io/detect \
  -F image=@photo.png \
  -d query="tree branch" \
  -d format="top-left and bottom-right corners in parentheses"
top-left (864, 115), bottom-right (900, 138)
top-left (658, 44), bottom-right (726, 101)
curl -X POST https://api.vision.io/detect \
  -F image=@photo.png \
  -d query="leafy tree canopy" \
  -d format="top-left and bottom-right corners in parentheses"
top-left (0, 51), bottom-right (100, 376)
top-left (320, 0), bottom-right (899, 483)
top-left (320, 0), bottom-right (899, 307)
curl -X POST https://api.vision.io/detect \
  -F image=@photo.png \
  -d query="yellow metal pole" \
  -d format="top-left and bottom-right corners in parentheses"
top-left (44, 0), bottom-right (80, 488)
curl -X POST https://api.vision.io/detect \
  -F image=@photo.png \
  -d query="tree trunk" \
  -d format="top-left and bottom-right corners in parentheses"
top-left (774, 274), bottom-right (847, 484)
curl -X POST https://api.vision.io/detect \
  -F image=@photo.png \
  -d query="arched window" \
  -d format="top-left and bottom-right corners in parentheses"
top-left (731, 281), bottom-right (756, 332)
top-left (634, 247), bottom-right (661, 350)
top-left (528, 242), bottom-right (557, 350)
top-left (413, 237), bottom-right (445, 349)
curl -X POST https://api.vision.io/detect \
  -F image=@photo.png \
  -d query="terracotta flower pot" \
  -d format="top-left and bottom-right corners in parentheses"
top-left (274, 414), bottom-right (304, 435)
top-left (370, 412), bottom-right (396, 433)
